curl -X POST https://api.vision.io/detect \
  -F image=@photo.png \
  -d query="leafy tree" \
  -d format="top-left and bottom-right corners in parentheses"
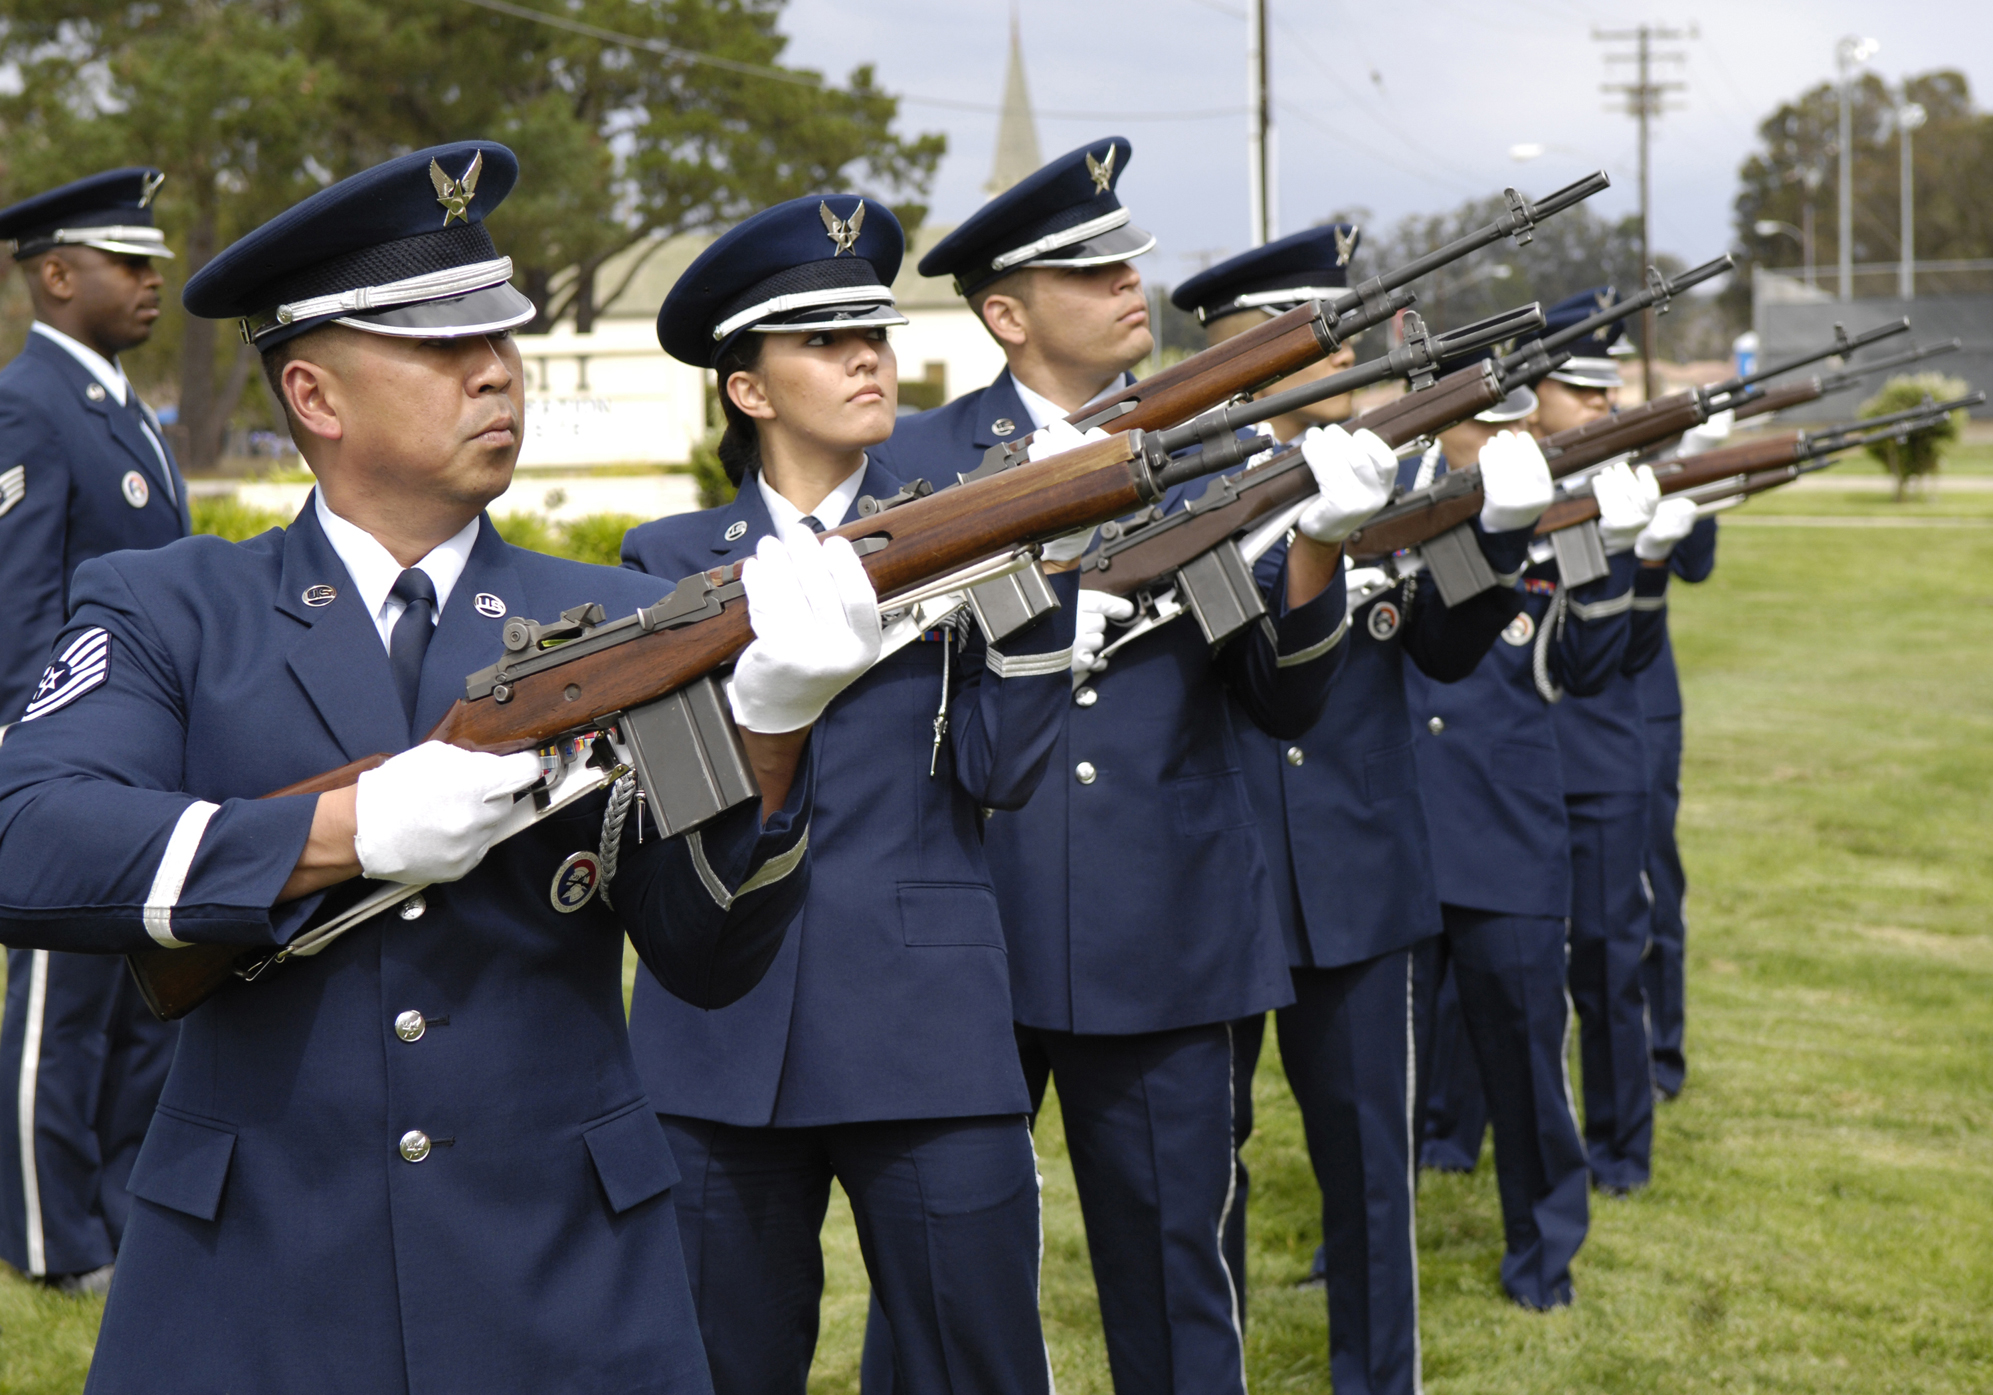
top-left (1860, 372), bottom-right (1969, 501)
top-left (1733, 70), bottom-right (1993, 280)
top-left (0, 0), bottom-right (943, 470)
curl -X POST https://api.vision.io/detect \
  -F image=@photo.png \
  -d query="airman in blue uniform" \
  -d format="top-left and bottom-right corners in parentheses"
top-left (623, 193), bottom-right (1078, 1395)
top-left (1404, 358), bottom-right (1677, 1305)
top-left (1637, 421), bottom-right (1724, 1100)
top-left (0, 142), bottom-right (878, 1393)
top-left (0, 167), bottom-right (188, 1293)
top-left (1176, 227), bottom-right (1560, 1393)
top-left (1529, 290), bottom-right (1697, 1194)
top-left (874, 140), bottom-right (1399, 1395)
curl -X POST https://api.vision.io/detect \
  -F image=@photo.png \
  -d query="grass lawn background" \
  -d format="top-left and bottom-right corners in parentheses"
top-left (4, 472), bottom-right (1989, 1391)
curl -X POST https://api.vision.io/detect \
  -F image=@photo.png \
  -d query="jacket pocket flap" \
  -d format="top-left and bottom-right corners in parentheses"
top-left (898, 883), bottom-right (1005, 948)
top-left (128, 1112), bottom-right (237, 1222)
top-left (583, 1106), bottom-right (682, 1214)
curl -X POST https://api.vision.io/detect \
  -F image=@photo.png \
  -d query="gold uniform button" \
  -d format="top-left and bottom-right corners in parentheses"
top-left (395, 1011), bottom-right (426, 1043)
top-left (399, 1130), bottom-right (432, 1163)
top-left (1285, 746), bottom-right (1305, 767)
top-left (1428, 716), bottom-right (1446, 735)
top-left (1074, 686), bottom-right (1098, 708)
top-left (1075, 761), bottom-right (1097, 785)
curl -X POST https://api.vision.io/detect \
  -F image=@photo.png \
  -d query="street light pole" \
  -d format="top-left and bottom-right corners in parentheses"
top-left (1835, 36), bottom-right (1878, 302)
top-left (1898, 100), bottom-right (1926, 301)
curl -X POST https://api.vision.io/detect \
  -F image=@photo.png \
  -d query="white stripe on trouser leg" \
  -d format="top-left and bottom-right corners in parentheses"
top-left (143, 801), bottom-right (221, 947)
top-left (1559, 931), bottom-right (1583, 1137)
top-left (17, 950), bottom-right (50, 1275)
top-left (1029, 1120), bottom-right (1058, 1395)
top-left (1214, 1021), bottom-right (1247, 1391)
top-left (1404, 957), bottom-right (1425, 1395)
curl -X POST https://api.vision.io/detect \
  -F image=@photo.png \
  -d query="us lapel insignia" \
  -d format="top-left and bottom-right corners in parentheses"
top-left (1335, 225), bottom-right (1358, 267)
top-left (85, 383), bottom-right (107, 403)
top-left (474, 592), bottom-right (506, 618)
top-left (120, 471), bottom-right (149, 509)
top-left (430, 151), bottom-right (484, 226)
top-left (992, 417), bottom-right (1016, 438)
top-left (820, 199), bottom-right (865, 256)
top-left (1086, 146), bottom-right (1116, 194)
top-left (301, 584), bottom-right (338, 607)
top-left (550, 850), bottom-right (603, 913)
top-left (138, 172), bottom-right (166, 208)
top-left (724, 519), bottom-right (749, 541)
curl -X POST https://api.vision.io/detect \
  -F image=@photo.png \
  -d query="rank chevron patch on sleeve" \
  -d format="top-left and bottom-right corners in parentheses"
top-left (23, 627), bottom-right (110, 721)
top-left (0, 464), bottom-right (24, 518)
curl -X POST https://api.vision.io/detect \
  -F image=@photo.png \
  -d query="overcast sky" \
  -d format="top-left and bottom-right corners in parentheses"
top-left (776, 0), bottom-right (1987, 289)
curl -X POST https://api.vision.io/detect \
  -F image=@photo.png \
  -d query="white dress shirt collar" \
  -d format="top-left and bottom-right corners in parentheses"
top-left (314, 490), bottom-right (479, 651)
top-left (1009, 370), bottom-right (1134, 434)
top-left (32, 321), bottom-right (129, 407)
top-left (755, 457), bottom-right (870, 533)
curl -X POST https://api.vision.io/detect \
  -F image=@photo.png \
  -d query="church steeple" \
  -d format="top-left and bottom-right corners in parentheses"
top-left (984, 7), bottom-right (1043, 197)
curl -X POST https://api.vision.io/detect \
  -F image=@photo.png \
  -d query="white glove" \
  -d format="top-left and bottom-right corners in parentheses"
top-left (1475, 430), bottom-right (1555, 533)
top-left (728, 522), bottom-right (884, 733)
top-left (1025, 418), bottom-right (1109, 462)
top-left (1592, 462), bottom-right (1661, 556)
top-left (1073, 588), bottom-right (1135, 676)
top-left (1296, 424), bottom-right (1396, 543)
top-left (354, 742), bottom-right (543, 885)
top-left (1675, 409), bottom-right (1733, 458)
top-left (1634, 497), bottom-right (1700, 561)
top-left (1029, 422), bottom-right (1111, 564)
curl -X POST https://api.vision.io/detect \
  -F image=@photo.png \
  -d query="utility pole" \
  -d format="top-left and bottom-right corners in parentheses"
top-left (1246, 0), bottom-right (1272, 246)
top-left (1596, 24), bottom-right (1691, 403)
top-left (1897, 98), bottom-right (1926, 301)
top-left (1835, 36), bottom-right (1879, 301)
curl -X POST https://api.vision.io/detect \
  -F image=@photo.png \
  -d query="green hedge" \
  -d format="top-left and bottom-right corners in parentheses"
top-left (190, 496), bottom-right (645, 566)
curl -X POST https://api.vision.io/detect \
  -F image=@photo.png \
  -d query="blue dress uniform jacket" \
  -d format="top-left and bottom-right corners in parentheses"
top-left (1635, 517), bottom-right (1717, 722)
top-left (987, 476), bottom-right (1350, 1036)
top-left (620, 458), bottom-right (1077, 1126)
top-left (1403, 549), bottom-right (1642, 920)
top-left (864, 368), bottom-right (1032, 483)
top-left (1242, 526), bottom-right (1528, 970)
top-left (0, 332), bottom-right (188, 721)
top-left (0, 502), bottom-right (812, 1394)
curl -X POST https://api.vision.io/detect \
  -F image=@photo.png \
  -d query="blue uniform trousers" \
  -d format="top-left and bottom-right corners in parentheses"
top-left (0, 948), bottom-right (174, 1278)
top-left (1641, 716), bottom-right (1688, 1097)
top-left (661, 1112), bottom-right (1046, 1395)
top-left (1018, 1023), bottom-right (1246, 1395)
top-left (1565, 791), bottom-right (1656, 1189)
top-left (1279, 952), bottom-right (1421, 1395)
top-left (1414, 952), bottom-right (1487, 1174)
top-left (1413, 907), bottom-right (1587, 1309)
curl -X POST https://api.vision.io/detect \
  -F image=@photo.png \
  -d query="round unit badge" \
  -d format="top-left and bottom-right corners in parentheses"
top-left (1367, 601), bottom-right (1401, 642)
top-left (474, 592), bottom-right (506, 618)
top-left (120, 470), bottom-right (149, 509)
top-left (1501, 612), bottom-right (1536, 647)
top-left (549, 851), bottom-right (603, 913)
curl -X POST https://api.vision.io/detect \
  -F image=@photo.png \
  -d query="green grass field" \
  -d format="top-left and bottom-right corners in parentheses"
top-left (4, 482), bottom-right (1990, 1392)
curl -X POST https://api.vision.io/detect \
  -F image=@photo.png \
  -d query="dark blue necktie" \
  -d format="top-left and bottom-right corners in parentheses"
top-left (798, 515), bottom-right (825, 534)
top-left (389, 568), bottom-right (438, 733)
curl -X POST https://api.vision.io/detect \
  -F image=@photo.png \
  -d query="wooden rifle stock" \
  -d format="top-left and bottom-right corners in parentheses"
top-left (1529, 435), bottom-right (1807, 535)
top-left (1064, 302), bottom-right (1339, 435)
top-left (1082, 363), bottom-right (1505, 596)
top-left (1729, 379), bottom-right (1823, 423)
top-left (1538, 391), bottom-right (1706, 478)
top-left (131, 433), bottom-right (1165, 1020)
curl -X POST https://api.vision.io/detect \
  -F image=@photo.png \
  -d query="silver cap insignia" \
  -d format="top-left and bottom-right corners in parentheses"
top-left (820, 199), bottom-right (865, 256)
top-left (430, 151), bottom-right (484, 227)
top-left (1086, 146), bottom-right (1116, 195)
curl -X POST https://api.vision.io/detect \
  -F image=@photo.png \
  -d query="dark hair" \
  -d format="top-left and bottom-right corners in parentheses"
top-left (713, 333), bottom-right (766, 486)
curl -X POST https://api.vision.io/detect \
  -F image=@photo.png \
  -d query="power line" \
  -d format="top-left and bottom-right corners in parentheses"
top-left (456, 0), bottom-right (1244, 121)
